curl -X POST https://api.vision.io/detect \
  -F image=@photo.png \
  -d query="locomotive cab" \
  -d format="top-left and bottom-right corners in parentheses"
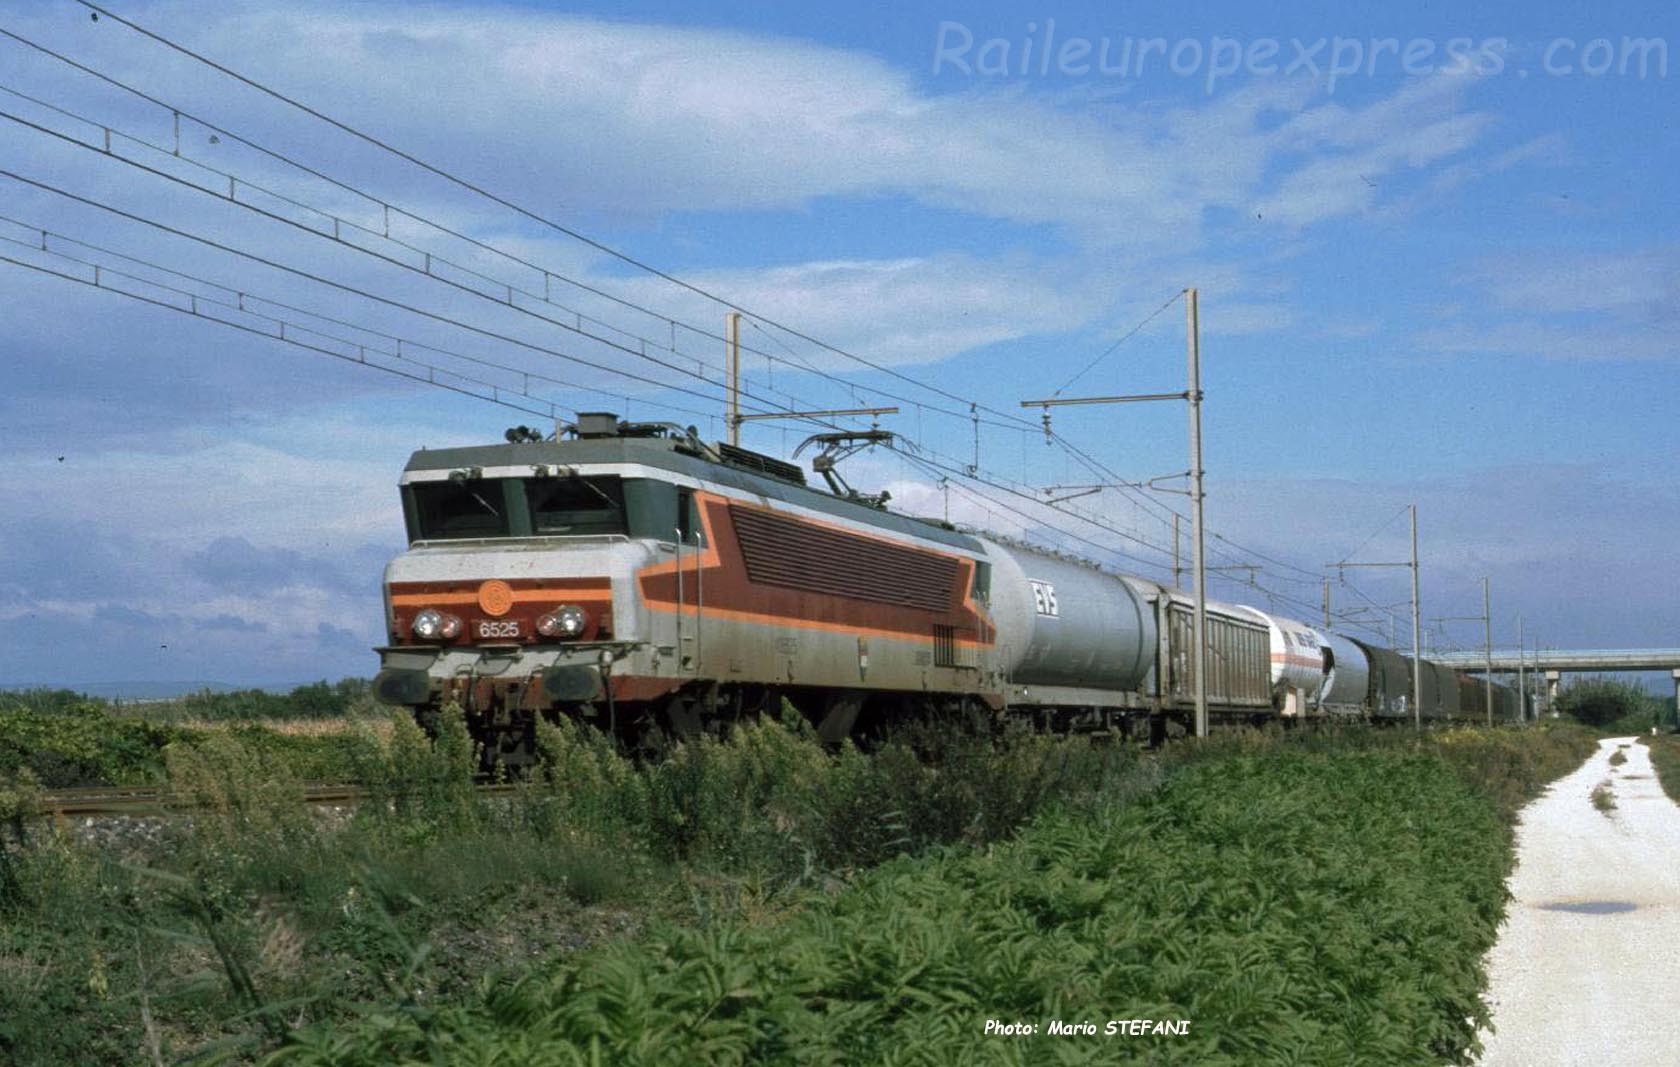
top-left (375, 417), bottom-right (729, 763)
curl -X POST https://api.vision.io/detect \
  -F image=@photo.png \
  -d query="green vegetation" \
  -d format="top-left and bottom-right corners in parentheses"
top-left (1643, 733), bottom-right (1680, 804)
top-left (0, 708), bottom-right (1134, 1064)
top-left (0, 679), bottom-right (380, 723)
top-left (1552, 677), bottom-right (1667, 735)
top-left (1608, 748), bottom-right (1628, 767)
top-left (0, 710), bottom-right (1593, 1066)
top-left (1591, 780), bottom-right (1617, 814)
top-left (0, 682), bottom-right (388, 787)
top-left (0, 699), bottom-right (183, 786)
top-left (275, 727), bottom-right (1592, 1067)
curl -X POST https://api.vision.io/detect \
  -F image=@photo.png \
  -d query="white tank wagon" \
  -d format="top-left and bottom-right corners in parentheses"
top-left (1231, 607), bottom-right (1369, 719)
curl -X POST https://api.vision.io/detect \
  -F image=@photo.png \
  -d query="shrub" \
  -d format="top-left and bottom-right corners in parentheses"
top-left (0, 701), bottom-right (183, 786)
top-left (1554, 678), bottom-right (1661, 732)
top-left (1590, 781), bottom-right (1616, 814)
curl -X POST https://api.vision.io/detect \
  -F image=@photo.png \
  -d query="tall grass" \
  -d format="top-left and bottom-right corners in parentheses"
top-left (1643, 733), bottom-right (1680, 804)
top-left (260, 723), bottom-right (1593, 1067)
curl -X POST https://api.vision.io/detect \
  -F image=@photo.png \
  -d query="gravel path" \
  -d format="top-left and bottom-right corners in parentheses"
top-left (1477, 736), bottom-right (1680, 1066)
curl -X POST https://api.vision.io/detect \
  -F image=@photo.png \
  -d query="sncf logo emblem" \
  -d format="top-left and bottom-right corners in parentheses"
top-left (1030, 580), bottom-right (1059, 618)
top-left (477, 580), bottom-right (515, 617)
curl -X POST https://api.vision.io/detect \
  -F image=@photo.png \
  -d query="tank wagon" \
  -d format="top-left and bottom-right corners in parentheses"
top-left (373, 415), bottom-right (1515, 762)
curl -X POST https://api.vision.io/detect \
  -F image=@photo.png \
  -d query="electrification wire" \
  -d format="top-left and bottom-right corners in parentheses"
top-left (5, 196), bottom-right (1403, 646)
top-left (5, 18), bottom-right (1275, 581)
top-left (1333, 503), bottom-right (1413, 566)
top-left (915, 446), bottom-right (1392, 641)
top-left (0, 26), bottom-right (709, 357)
top-left (1053, 289), bottom-right (1182, 397)
top-left (0, 138), bottom-right (1148, 557)
top-left (0, 166), bottom-right (832, 423)
top-left (0, 239), bottom-right (558, 419)
top-left (69, 1), bottom-right (1050, 437)
top-left (0, 209), bottom-right (723, 423)
top-left (0, 72), bottom-right (1035, 451)
top-left (0, 103), bottom-right (829, 422)
top-left (1046, 427), bottom-right (1333, 584)
top-left (0, 26), bottom-right (1044, 438)
top-left (1029, 425), bottom-right (1407, 635)
top-left (895, 449), bottom-right (1176, 581)
top-left (0, 81), bottom-right (1136, 535)
top-left (892, 445), bottom-right (1179, 572)
top-left (0, 60), bottom-right (852, 424)
top-left (0, 27), bottom-right (726, 366)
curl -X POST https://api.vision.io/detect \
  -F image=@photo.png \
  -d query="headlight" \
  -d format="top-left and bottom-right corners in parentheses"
top-left (537, 604), bottom-right (588, 638)
top-left (412, 608), bottom-right (444, 640)
top-left (438, 614), bottom-right (463, 639)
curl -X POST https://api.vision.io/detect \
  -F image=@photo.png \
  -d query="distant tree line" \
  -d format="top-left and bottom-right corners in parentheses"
top-left (0, 678), bottom-right (380, 722)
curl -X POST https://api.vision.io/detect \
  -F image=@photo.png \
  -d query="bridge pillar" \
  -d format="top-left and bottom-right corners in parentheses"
top-left (1545, 671), bottom-right (1562, 717)
top-left (1671, 669), bottom-right (1680, 730)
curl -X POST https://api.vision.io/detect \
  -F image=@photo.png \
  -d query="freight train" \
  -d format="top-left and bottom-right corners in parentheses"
top-left (372, 414), bottom-right (1518, 763)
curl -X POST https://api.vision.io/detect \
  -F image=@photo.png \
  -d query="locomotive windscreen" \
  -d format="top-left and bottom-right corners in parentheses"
top-left (526, 475), bottom-right (626, 535)
top-left (405, 475), bottom-right (633, 540)
top-left (409, 479), bottom-right (512, 539)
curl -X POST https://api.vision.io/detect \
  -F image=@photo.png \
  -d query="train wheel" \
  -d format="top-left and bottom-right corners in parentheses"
top-left (662, 692), bottom-right (706, 739)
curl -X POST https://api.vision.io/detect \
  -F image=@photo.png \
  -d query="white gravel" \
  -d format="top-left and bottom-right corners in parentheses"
top-left (1477, 736), bottom-right (1680, 1066)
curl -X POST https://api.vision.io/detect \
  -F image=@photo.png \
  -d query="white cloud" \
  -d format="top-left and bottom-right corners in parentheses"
top-left (1416, 244), bottom-right (1680, 362)
top-left (17, 2), bottom-right (1500, 252)
top-left (610, 252), bottom-right (1102, 370)
top-left (1472, 246), bottom-right (1680, 318)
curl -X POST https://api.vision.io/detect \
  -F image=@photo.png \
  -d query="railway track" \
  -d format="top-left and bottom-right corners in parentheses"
top-left (36, 781), bottom-right (516, 817)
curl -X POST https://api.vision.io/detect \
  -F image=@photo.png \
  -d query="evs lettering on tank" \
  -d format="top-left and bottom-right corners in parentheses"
top-left (372, 414), bottom-right (1520, 766)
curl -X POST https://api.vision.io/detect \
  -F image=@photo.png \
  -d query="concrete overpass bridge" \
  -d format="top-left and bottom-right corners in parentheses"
top-left (1429, 649), bottom-right (1680, 719)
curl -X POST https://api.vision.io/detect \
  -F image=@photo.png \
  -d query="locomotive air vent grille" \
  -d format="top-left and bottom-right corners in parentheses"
top-left (730, 505), bottom-right (958, 612)
top-left (932, 624), bottom-right (975, 668)
top-left (717, 443), bottom-right (807, 485)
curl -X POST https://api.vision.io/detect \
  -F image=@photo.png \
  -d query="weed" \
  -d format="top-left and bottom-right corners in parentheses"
top-left (1591, 781), bottom-right (1617, 814)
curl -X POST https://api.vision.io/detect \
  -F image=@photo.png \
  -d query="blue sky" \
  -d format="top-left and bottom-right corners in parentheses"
top-left (0, 0), bottom-right (1675, 690)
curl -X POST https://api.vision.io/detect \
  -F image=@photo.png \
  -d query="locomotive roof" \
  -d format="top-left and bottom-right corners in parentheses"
top-left (404, 434), bottom-right (984, 554)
